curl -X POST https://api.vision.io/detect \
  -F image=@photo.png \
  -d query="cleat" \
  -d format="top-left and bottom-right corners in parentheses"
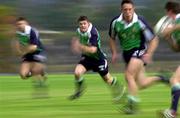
top-left (121, 100), bottom-right (139, 114)
top-left (158, 109), bottom-right (177, 118)
top-left (157, 70), bottom-right (172, 84)
top-left (68, 91), bottom-right (82, 100)
top-left (69, 80), bottom-right (86, 100)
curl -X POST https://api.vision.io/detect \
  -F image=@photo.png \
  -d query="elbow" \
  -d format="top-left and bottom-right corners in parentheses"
top-left (171, 44), bottom-right (180, 52)
top-left (29, 45), bottom-right (38, 52)
top-left (90, 47), bottom-right (97, 54)
top-left (172, 47), bottom-right (180, 52)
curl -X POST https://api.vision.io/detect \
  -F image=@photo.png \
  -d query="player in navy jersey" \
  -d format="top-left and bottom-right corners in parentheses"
top-left (158, 1), bottom-right (180, 118)
top-left (109, 0), bottom-right (169, 114)
top-left (14, 17), bottom-right (47, 88)
top-left (69, 16), bottom-right (126, 102)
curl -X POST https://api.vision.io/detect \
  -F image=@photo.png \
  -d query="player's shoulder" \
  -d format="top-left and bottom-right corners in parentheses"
top-left (110, 15), bottom-right (121, 23)
top-left (137, 15), bottom-right (153, 29)
top-left (111, 15), bottom-right (120, 21)
top-left (91, 26), bottom-right (96, 32)
top-left (137, 15), bottom-right (148, 24)
top-left (30, 27), bottom-right (39, 36)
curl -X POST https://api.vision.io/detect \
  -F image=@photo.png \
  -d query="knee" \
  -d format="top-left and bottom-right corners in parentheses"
top-left (74, 70), bottom-right (83, 78)
top-left (170, 77), bottom-right (179, 85)
top-left (19, 72), bottom-right (29, 80)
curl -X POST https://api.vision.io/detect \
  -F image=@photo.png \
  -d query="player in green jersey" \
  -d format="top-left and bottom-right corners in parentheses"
top-left (14, 17), bottom-right (48, 89)
top-left (69, 16), bottom-right (126, 103)
top-left (158, 1), bottom-right (180, 118)
top-left (109, 0), bottom-right (169, 114)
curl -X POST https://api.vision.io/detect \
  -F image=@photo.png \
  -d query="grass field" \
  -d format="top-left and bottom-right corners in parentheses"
top-left (0, 74), bottom-right (176, 118)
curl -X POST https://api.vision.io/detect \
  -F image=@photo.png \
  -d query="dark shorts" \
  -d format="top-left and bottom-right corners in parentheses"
top-left (22, 51), bottom-right (47, 63)
top-left (123, 48), bottom-right (146, 65)
top-left (78, 57), bottom-right (109, 77)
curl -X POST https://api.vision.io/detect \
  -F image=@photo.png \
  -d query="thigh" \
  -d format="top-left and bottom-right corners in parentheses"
top-left (31, 62), bottom-right (45, 74)
top-left (126, 58), bottom-right (144, 80)
top-left (20, 61), bottom-right (32, 74)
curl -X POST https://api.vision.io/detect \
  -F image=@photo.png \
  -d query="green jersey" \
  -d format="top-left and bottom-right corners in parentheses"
top-left (109, 13), bottom-right (155, 51)
top-left (76, 23), bottom-right (106, 60)
top-left (16, 25), bottom-right (43, 52)
top-left (172, 13), bottom-right (180, 45)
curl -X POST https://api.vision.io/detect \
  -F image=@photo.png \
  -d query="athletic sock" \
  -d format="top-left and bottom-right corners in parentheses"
top-left (75, 77), bottom-right (84, 92)
top-left (111, 77), bottom-right (117, 86)
top-left (170, 83), bottom-right (180, 113)
top-left (127, 95), bottom-right (140, 103)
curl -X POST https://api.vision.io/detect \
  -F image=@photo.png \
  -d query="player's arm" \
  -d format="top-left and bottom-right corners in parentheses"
top-left (13, 40), bottom-right (23, 55)
top-left (71, 37), bottom-right (97, 54)
top-left (23, 28), bottom-right (39, 54)
top-left (81, 30), bottom-right (99, 54)
top-left (146, 36), bottom-right (159, 57)
top-left (165, 37), bottom-right (180, 52)
top-left (109, 18), bottom-right (118, 64)
top-left (163, 24), bottom-right (180, 51)
top-left (109, 37), bottom-right (118, 64)
top-left (141, 18), bottom-right (159, 63)
top-left (22, 44), bottom-right (38, 54)
top-left (143, 36), bottom-right (159, 64)
top-left (80, 44), bottom-right (97, 54)
top-left (163, 24), bottom-right (180, 37)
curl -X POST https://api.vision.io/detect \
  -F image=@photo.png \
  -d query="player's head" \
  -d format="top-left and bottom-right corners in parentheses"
top-left (165, 1), bottom-right (180, 18)
top-left (77, 16), bottom-right (90, 33)
top-left (120, 0), bottom-right (135, 23)
top-left (15, 17), bottom-right (29, 32)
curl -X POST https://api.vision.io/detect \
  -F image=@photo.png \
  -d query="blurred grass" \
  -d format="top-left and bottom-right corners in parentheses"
top-left (0, 74), bottom-right (176, 118)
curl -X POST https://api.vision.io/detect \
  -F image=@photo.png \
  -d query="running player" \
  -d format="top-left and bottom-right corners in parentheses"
top-left (109, 0), bottom-right (169, 114)
top-left (14, 17), bottom-right (47, 88)
top-left (69, 16), bottom-right (126, 103)
top-left (159, 1), bottom-right (180, 118)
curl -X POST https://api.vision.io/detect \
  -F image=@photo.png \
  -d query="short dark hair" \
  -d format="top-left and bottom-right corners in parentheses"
top-left (165, 1), bottom-right (180, 14)
top-left (16, 17), bottom-right (27, 22)
top-left (77, 16), bottom-right (89, 22)
top-left (121, 0), bottom-right (134, 6)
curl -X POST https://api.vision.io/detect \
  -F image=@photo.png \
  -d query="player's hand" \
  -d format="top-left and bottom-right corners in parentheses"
top-left (14, 45), bottom-right (27, 56)
top-left (71, 37), bottom-right (81, 54)
top-left (142, 53), bottom-right (152, 64)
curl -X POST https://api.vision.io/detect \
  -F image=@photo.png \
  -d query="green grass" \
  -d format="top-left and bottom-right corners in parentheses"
top-left (0, 74), bottom-right (175, 118)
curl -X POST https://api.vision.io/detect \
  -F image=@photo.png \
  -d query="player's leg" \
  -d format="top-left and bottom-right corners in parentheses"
top-left (93, 58), bottom-right (125, 102)
top-left (31, 62), bottom-right (47, 87)
top-left (163, 66), bottom-right (180, 118)
top-left (19, 61), bottom-right (32, 79)
top-left (101, 72), bottom-right (126, 103)
top-left (30, 62), bottom-right (49, 98)
top-left (137, 66), bottom-right (169, 89)
top-left (69, 64), bottom-right (87, 100)
top-left (122, 58), bottom-right (142, 114)
top-left (125, 58), bottom-right (142, 97)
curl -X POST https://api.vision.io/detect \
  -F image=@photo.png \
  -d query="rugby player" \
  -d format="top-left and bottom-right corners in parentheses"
top-left (14, 17), bottom-right (47, 88)
top-left (109, 0), bottom-right (169, 114)
top-left (69, 16), bottom-right (126, 103)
